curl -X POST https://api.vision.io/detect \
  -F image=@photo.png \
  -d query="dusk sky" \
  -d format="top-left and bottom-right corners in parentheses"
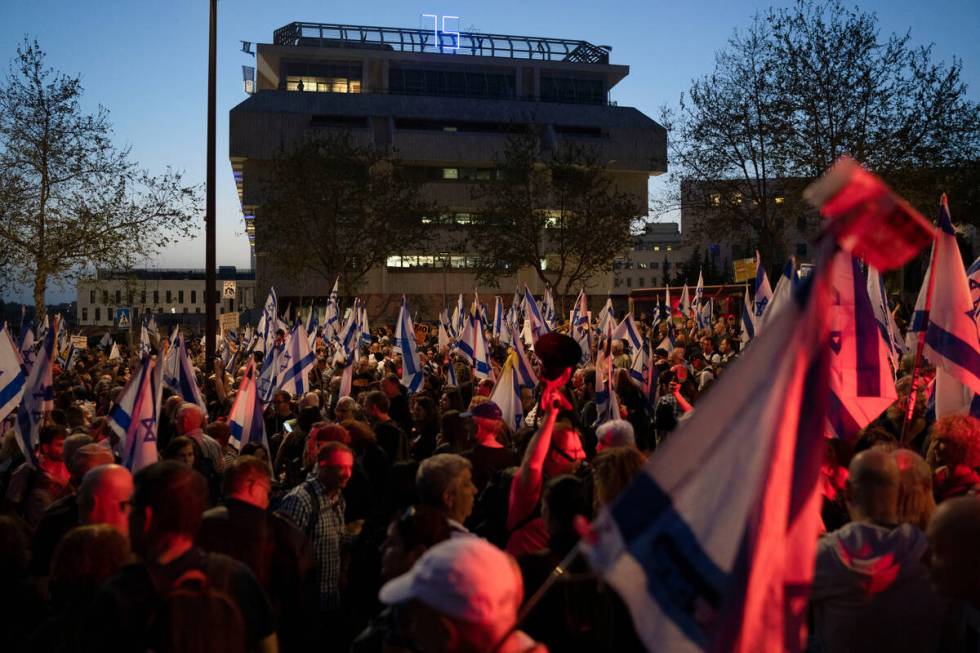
top-left (2, 0), bottom-right (978, 303)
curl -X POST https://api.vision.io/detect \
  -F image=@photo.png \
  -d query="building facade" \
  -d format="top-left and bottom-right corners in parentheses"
top-left (76, 267), bottom-right (257, 328)
top-left (229, 21), bottom-right (666, 319)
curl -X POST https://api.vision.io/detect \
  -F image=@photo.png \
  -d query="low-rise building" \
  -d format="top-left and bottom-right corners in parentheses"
top-left (76, 267), bottom-right (257, 328)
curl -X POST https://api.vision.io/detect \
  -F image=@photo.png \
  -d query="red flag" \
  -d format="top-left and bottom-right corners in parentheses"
top-left (804, 157), bottom-right (934, 271)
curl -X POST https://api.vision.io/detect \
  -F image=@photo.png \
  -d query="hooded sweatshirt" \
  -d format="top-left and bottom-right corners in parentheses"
top-left (808, 521), bottom-right (945, 653)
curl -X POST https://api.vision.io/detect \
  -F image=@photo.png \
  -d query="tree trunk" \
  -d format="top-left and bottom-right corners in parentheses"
top-left (33, 266), bottom-right (46, 327)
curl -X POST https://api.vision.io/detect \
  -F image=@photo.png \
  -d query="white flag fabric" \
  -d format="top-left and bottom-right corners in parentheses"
top-left (680, 284), bottom-right (691, 319)
top-left (258, 287), bottom-right (279, 354)
top-left (594, 318), bottom-right (620, 427)
top-left (584, 253), bottom-right (835, 653)
top-left (826, 252), bottom-right (897, 440)
top-left (108, 342), bottom-right (121, 361)
top-left (490, 352), bottom-right (525, 432)
top-left (492, 296), bottom-right (505, 343)
top-left (228, 359), bottom-right (269, 453)
top-left (393, 296), bottom-right (424, 393)
top-left (924, 199), bottom-right (980, 415)
top-left (748, 252), bottom-right (774, 339)
top-left (763, 258), bottom-right (797, 327)
top-left (0, 323), bottom-right (27, 423)
top-left (108, 355), bottom-right (162, 472)
top-left (455, 312), bottom-right (494, 381)
top-left (597, 296), bottom-right (615, 334)
top-left (14, 319), bottom-right (57, 468)
top-left (739, 285), bottom-right (754, 347)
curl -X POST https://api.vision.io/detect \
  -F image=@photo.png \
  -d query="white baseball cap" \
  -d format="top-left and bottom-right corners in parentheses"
top-left (378, 537), bottom-right (524, 625)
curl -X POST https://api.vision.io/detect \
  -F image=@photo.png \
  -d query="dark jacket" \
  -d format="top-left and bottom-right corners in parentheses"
top-left (197, 499), bottom-right (318, 652)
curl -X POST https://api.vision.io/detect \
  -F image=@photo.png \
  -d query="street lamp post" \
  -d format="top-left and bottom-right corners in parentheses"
top-left (205, 0), bottom-right (217, 373)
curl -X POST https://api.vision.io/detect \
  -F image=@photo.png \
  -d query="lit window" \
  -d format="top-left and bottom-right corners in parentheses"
top-left (285, 76), bottom-right (360, 94)
top-left (443, 126), bottom-right (458, 132)
top-left (386, 256), bottom-right (403, 268)
top-left (654, 245), bottom-right (661, 251)
top-left (774, 196), bottom-right (785, 204)
top-left (710, 193), bottom-right (721, 206)
top-left (732, 192), bottom-right (743, 205)
top-left (667, 246), bottom-right (673, 252)
top-left (442, 168), bottom-right (459, 180)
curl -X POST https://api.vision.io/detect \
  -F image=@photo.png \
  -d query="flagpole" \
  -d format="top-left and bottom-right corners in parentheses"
top-left (204, 0), bottom-right (218, 374)
top-left (901, 197), bottom-right (942, 444)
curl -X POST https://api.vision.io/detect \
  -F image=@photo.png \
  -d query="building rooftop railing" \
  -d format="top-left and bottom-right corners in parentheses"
top-left (272, 22), bottom-right (612, 64)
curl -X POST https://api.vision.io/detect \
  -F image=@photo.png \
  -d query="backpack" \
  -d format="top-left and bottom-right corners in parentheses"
top-left (150, 554), bottom-right (246, 653)
top-left (473, 466), bottom-right (520, 548)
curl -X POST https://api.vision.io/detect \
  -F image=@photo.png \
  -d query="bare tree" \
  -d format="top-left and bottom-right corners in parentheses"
top-left (658, 0), bottom-right (980, 270)
top-left (258, 131), bottom-right (433, 298)
top-left (0, 39), bottom-right (200, 313)
top-left (469, 132), bottom-right (644, 307)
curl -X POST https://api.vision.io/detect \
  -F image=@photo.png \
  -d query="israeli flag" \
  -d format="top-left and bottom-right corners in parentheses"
top-left (866, 266), bottom-right (903, 372)
top-left (492, 296), bottom-right (505, 342)
top-left (740, 285), bottom-right (755, 347)
top-left (664, 285), bottom-right (672, 319)
top-left (276, 323), bottom-right (317, 398)
top-left (508, 324), bottom-right (539, 389)
top-left (570, 288), bottom-right (591, 364)
top-left (583, 251), bottom-right (836, 653)
top-left (542, 286), bottom-right (557, 329)
top-left (99, 332), bottom-right (112, 352)
top-left (19, 328), bottom-right (35, 375)
top-left (163, 334), bottom-right (208, 415)
top-left (14, 317), bottom-right (56, 468)
top-left (453, 293), bottom-right (466, 335)
top-left (328, 276), bottom-right (339, 306)
top-left (694, 270), bottom-right (706, 327)
top-left (358, 302), bottom-right (371, 347)
top-left (629, 338), bottom-right (656, 404)
top-left (594, 318), bottom-right (621, 427)
top-left (337, 299), bottom-right (361, 356)
top-left (110, 355), bottom-right (162, 473)
top-left (393, 296), bottom-right (424, 393)
top-left (826, 252), bottom-right (897, 441)
top-left (597, 296), bottom-right (616, 334)
top-left (228, 359), bottom-right (269, 453)
top-left (257, 340), bottom-right (285, 404)
top-left (0, 323), bottom-right (27, 422)
top-left (680, 284), bottom-right (691, 318)
top-left (36, 313), bottom-right (49, 342)
top-left (612, 313), bottom-right (643, 352)
top-left (108, 343), bottom-right (122, 361)
top-left (522, 286), bottom-right (550, 343)
top-left (490, 352), bottom-right (525, 432)
top-left (763, 258), bottom-right (797, 327)
top-left (455, 312), bottom-right (494, 380)
top-left (305, 303), bottom-right (319, 345)
top-left (924, 198), bottom-right (980, 415)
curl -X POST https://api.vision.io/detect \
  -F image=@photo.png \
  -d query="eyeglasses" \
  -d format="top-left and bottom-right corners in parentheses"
top-left (550, 445), bottom-right (584, 462)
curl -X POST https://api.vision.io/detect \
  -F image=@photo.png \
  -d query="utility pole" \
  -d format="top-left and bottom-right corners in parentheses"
top-left (205, 0), bottom-right (217, 373)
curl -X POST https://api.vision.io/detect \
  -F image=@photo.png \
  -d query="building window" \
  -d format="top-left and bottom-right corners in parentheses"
top-left (153, 290), bottom-right (159, 304)
top-left (89, 290), bottom-right (96, 304)
top-left (796, 242), bottom-right (808, 257)
top-left (183, 307), bottom-right (188, 314)
top-left (95, 307), bottom-right (101, 322)
top-left (667, 246), bottom-right (673, 252)
top-left (626, 278), bottom-right (632, 288)
top-left (442, 168), bottom-right (459, 180)
top-left (140, 290), bottom-right (146, 305)
top-left (284, 61), bottom-right (362, 94)
top-left (82, 307), bottom-right (88, 321)
top-left (191, 290), bottom-right (197, 304)
top-left (102, 290), bottom-right (109, 304)
top-left (709, 193), bottom-right (721, 207)
top-left (732, 192), bottom-right (743, 205)
top-left (166, 290), bottom-right (172, 303)
top-left (178, 290), bottom-right (184, 304)
top-left (774, 196), bottom-right (785, 204)
top-left (797, 215), bottom-right (807, 232)
top-left (614, 278), bottom-right (621, 288)
top-left (115, 290), bottom-right (121, 304)
top-left (196, 307), bottom-right (201, 314)
top-left (651, 262), bottom-right (660, 270)
top-left (638, 277), bottom-right (645, 287)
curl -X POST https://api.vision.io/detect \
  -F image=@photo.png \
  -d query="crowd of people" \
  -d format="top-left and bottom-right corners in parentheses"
top-left (1, 306), bottom-right (979, 653)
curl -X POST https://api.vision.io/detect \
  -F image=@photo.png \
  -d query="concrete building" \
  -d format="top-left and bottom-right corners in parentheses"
top-left (76, 267), bottom-right (257, 328)
top-left (613, 222), bottom-right (693, 295)
top-left (229, 21), bottom-right (666, 318)
top-left (680, 178), bottom-right (817, 275)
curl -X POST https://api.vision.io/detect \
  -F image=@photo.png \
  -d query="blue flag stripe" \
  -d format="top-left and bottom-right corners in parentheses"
top-left (926, 324), bottom-right (980, 380)
top-left (852, 259), bottom-right (881, 397)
